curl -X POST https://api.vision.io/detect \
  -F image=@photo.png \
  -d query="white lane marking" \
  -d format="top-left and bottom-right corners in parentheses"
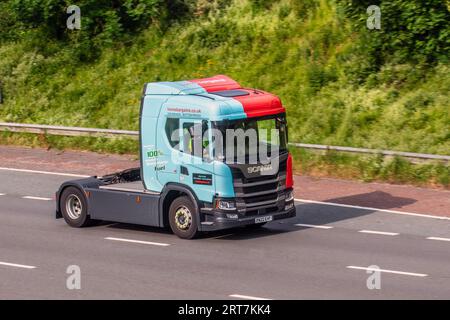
top-left (0, 193), bottom-right (5, 196)
top-left (346, 266), bottom-right (428, 277)
top-left (296, 198), bottom-right (450, 221)
top-left (105, 237), bottom-right (170, 247)
top-left (294, 223), bottom-right (333, 229)
top-left (22, 196), bottom-right (52, 201)
top-left (358, 230), bottom-right (399, 236)
top-left (0, 261), bottom-right (37, 269)
top-left (229, 294), bottom-right (272, 300)
top-left (427, 237), bottom-right (450, 242)
top-left (0, 167), bottom-right (89, 178)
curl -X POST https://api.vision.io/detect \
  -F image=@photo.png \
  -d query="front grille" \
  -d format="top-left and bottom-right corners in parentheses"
top-left (231, 159), bottom-right (287, 216)
top-left (243, 181), bottom-right (279, 194)
top-left (244, 192), bottom-right (278, 205)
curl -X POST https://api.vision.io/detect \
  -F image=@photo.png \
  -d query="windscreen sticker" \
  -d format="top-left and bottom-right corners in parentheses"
top-left (193, 173), bottom-right (213, 185)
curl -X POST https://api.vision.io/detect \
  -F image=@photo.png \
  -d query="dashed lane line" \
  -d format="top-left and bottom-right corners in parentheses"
top-left (294, 223), bottom-right (334, 229)
top-left (0, 261), bottom-right (37, 269)
top-left (105, 237), bottom-right (170, 247)
top-left (229, 294), bottom-right (272, 300)
top-left (22, 196), bottom-right (53, 201)
top-left (426, 237), bottom-right (450, 242)
top-left (358, 230), bottom-right (399, 236)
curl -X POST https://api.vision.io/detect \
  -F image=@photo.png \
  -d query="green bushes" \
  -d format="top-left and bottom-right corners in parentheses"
top-left (337, 0), bottom-right (450, 66)
top-left (1, 0), bottom-right (193, 60)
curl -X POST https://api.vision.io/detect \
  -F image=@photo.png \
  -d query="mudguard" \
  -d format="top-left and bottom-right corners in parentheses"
top-left (55, 177), bottom-right (102, 218)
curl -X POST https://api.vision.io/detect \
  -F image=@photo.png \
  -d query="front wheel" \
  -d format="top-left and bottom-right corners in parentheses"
top-left (60, 186), bottom-right (93, 228)
top-left (169, 196), bottom-right (199, 239)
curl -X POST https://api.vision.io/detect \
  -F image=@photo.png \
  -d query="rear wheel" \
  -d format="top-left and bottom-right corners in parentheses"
top-left (169, 196), bottom-right (199, 239)
top-left (60, 186), bottom-right (92, 228)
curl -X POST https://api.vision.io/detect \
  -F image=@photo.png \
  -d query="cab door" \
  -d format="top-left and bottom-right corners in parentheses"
top-left (178, 119), bottom-right (215, 204)
top-left (155, 116), bottom-right (180, 190)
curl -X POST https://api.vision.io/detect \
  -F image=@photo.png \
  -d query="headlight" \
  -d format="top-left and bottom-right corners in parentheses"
top-left (284, 203), bottom-right (294, 211)
top-left (285, 190), bottom-right (294, 202)
top-left (215, 199), bottom-right (236, 210)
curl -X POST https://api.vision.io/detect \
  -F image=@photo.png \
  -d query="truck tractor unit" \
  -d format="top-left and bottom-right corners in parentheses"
top-left (56, 75), bottom-right (296, 239)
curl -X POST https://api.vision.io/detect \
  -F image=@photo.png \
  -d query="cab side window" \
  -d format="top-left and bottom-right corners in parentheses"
top-left (181, 121), bottom-right (210, 160)
top-left (165, 118), bottom-right (179, 150)
top-left (182, 122), bottom-right (196, 155)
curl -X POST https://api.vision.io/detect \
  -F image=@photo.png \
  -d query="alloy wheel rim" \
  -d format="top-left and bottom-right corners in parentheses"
top-left (175, 206), bottom-right (192, 230)
top-left (66, 194), bottom-right (82, 220)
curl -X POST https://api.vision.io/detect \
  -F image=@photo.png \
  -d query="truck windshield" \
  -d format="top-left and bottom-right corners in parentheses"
top-left (211, 114), bottom-right (288, 162)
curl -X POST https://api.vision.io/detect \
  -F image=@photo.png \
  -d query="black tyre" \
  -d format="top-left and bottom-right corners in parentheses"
top-left (60, 186), bottom-right (92, 228)
top-left (168, 196), bottom-right (199, 239)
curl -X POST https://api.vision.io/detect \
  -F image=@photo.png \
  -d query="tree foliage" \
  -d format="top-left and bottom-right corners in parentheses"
top-left (1, 0), bottom-right (193, 56)
top-left (337, 0), bottom-right (450, 65)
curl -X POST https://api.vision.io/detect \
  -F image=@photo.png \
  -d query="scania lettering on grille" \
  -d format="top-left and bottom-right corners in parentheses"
top-left (247, 164), bottom-right (273, 174)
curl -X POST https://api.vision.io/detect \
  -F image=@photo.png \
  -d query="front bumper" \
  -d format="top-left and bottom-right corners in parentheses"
top-left (199, 206), bottom-right (296, 232)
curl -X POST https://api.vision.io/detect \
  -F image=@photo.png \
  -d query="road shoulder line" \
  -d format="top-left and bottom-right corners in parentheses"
top-left (296, 199), bottom-right (450, 221)
top-left (0, 167), bottom-right (89, 178)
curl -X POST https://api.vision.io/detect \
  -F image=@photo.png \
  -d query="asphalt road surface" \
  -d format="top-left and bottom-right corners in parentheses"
top-left (0, 168), bottom-right (449, 299)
